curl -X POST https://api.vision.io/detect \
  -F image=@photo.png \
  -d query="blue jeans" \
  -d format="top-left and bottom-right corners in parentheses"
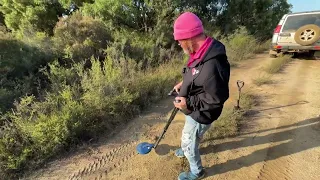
top-left (181, 115), bottom-right (211, 175)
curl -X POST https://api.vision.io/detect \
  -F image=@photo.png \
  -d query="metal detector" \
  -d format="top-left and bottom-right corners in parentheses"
top-left (136, 89), bottom-right (180, 155)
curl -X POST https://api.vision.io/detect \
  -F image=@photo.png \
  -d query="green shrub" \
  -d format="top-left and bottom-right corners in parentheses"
top-left (220, 27), bottom-right (258, 62)
top-left (0, 34), bottom-right (45, 112)
top-left (53, 11), bottom-right (112, 63)
top-left (0, 35), bottom-right (51, 79)
top-left (0, 114), bottom-right (31, 177)
top-left (0, 0), bottom-right (64, 35)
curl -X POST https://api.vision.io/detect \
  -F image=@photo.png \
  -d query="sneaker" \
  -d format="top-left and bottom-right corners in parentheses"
top-left (178, 170), bottom-right (206, 180)
top-left (175, 148), bottom-right (185, 158)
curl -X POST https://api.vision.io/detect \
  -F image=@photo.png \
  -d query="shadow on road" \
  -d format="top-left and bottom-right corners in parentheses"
top-left (201, 117), bottom-right (320, 177)
top-left (250, 100), bottom-right (309, 112)
top-left (155, 144), bottom-right (179, 156)
top-left (202, 101), bottom-right (310, 142)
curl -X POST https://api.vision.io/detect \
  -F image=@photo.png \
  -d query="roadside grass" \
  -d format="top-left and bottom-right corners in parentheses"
top-left (254, 39), bottom-right (272, 54)
top-left (265, 55), bottom-right (293, 74)
top-left (204, 91), bottom-right (257, 140)
top-left (253, 73), bottom-right (273, 86)
top-left (229, 61), bottom-right (239, 68)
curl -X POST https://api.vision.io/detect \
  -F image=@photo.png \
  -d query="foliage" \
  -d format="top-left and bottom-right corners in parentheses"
top-left (0, 11), bottom-right (4, 25)
top-left (0, 33), bottom-right (54, 78)
top-left (53, 12), bottom-right (112, 63)
top-left (220, 27), bottom-right (258, 62)
top-left (217, 0), bottom-right (292, 40)
top-left (0, 33), bottom-right (54, 112)
top-left (58, 0), bottom-right (94, 8)
top-left (0, 0), bottom-right (65, 35)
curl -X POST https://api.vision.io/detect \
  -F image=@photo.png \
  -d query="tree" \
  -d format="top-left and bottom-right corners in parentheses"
top-left (216, 0), bottom-right (292, 39)
top-left (0, 0), bottom-right (64, 35)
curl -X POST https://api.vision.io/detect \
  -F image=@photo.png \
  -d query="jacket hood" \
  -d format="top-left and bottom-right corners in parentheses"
top-left (202, 39), bottom-right (226, 62)
top-left (188, 39), bottom-right (226, 68)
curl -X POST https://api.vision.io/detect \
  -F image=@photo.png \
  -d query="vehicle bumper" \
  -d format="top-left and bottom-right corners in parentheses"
top-left (270, 44), bottom-right (320, 52)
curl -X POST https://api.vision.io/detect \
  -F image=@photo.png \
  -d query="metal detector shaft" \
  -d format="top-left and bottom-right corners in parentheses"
top-left (153, 107), bottom-right (179, 149)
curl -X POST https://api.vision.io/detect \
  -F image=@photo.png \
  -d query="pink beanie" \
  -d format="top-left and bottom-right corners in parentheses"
top-left (173, 12), bottom-right (204, 40)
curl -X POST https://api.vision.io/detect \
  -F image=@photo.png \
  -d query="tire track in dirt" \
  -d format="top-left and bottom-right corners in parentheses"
top-left (242, 59), bottom-right (319, 180)
top-left (259, 59), bottom-right (320, 180)
top-left (68, 142), bottom-right (137, 180)
top-left (256, 59), bottom-right (311, 180)
top-left (199, 54), bottom-right (289, 180)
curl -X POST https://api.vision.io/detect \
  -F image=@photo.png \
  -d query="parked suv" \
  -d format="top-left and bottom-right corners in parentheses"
top-left (270, 10), bottom-right (320, 58)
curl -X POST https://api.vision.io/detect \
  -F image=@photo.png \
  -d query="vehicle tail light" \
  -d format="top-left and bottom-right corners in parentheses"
top-left (274, 25), bottom-right (282, 33)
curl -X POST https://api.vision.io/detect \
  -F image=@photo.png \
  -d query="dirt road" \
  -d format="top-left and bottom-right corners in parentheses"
top-left (26, 53), bottom-right (320, 180)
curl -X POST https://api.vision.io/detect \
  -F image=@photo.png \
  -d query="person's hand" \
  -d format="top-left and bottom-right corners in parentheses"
top-left (173, 81), bottom-right (183, 94)
top-left (173, 97), bottom-right (191, 114)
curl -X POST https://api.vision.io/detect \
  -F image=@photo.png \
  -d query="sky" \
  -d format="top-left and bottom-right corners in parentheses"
top-left (288, 0), bottom-right (320, 13)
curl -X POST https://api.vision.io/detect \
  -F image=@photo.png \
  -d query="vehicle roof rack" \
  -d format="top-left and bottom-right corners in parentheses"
top-left (289, 10), bottom-right (320, 15)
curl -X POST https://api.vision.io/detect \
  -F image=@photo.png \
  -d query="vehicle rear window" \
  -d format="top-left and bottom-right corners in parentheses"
top-left (282, 14), bottom-right (320, 32)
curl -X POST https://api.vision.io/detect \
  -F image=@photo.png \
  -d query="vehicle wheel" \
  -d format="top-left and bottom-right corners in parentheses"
top-left (294, 24), bottom-right (320, 46)
top-left (269, 54), bottom-right (277, 58)
top-left (313, 51), bottom-right (320, 59)
top-left (314, 50), bottom-right (320, 60)
top-left (308, 50), bottom-right (315, 57)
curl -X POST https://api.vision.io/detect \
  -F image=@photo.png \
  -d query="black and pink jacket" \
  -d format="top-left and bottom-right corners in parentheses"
top-left (179, 38), bottom-right (230, 124)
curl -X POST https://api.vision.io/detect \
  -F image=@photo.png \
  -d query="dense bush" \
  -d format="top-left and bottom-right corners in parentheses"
top-left (0, 34), bottom-right (51, 79)
top-left (0, 32), bottom-right (54, 112)
top-left (53, 12), bottom-right (112, 63)
top-left (220, 27), bottom-right (258, 63)
top-left (0, 0), bottom-right (64, 35)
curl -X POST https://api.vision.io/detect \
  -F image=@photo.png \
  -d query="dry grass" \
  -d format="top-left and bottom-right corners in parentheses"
top-left (204, 92), bottom-right (256, 139)
top-left (254, 39), bottom-right (272, 54)
top-left (265, 55), bottom-right (292, 74)
top-left (253, 73), bottom-right (273, 86)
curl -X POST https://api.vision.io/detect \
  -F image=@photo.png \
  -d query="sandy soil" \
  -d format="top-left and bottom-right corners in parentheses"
top-left (24, 53), bottom-right (320, 180)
